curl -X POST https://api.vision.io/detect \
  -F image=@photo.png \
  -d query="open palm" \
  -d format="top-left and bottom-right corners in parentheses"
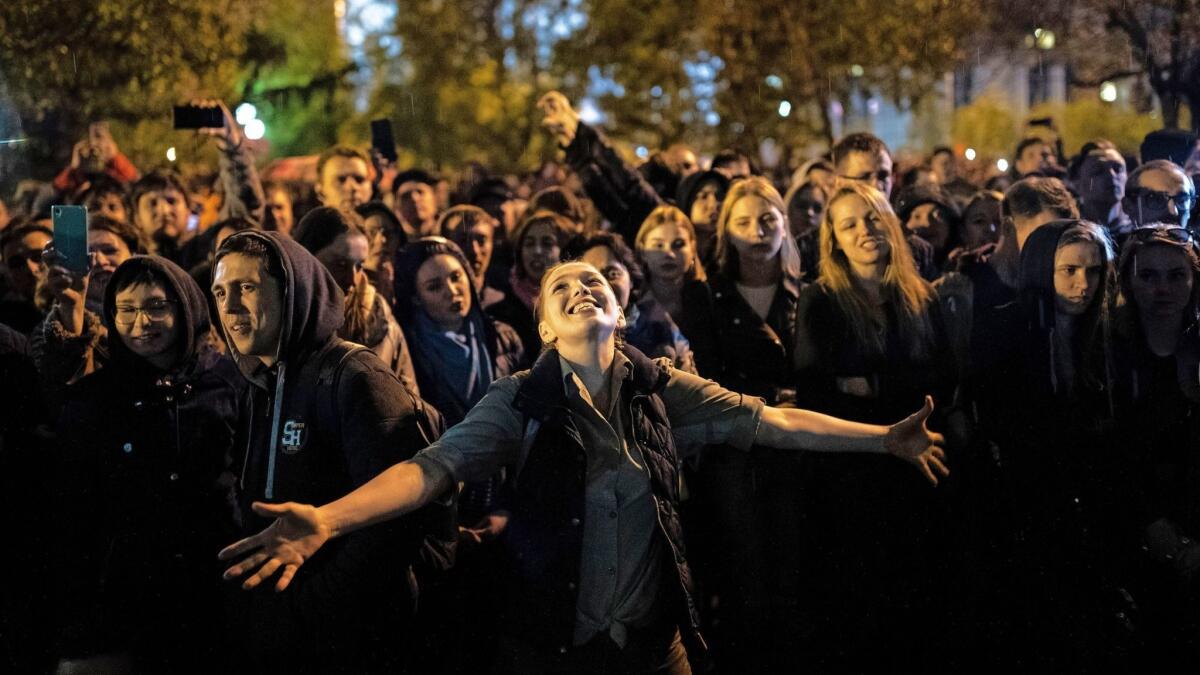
top-left (219, 501), bottom-right (331, 592)
top-left (884, 396), bottom-right (950, 485)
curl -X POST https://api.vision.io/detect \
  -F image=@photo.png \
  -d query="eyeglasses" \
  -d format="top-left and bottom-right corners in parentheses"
top-left (113, 300), bottom-right (177, 326)
top-left (1130, 225), bottom-right (1194, 244)
top-left (1133, 189), bottom-right (1196, 212)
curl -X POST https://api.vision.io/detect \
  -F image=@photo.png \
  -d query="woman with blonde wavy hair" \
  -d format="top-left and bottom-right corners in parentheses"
top-left (794, 179), bottom-right (957, 671)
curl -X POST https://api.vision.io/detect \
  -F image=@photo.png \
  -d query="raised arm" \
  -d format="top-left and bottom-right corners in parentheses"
top-left (757, 396), bottom-right (949, 485)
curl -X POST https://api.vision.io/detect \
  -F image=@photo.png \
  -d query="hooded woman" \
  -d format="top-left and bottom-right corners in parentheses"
top-left (977, 218), bottom-right (1133, 670)
top-left (292, 206), bottom-right (419, 395)
top-left (55, 255), bottom-right (244, 672)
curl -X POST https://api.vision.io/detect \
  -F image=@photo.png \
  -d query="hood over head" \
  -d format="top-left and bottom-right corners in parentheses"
top-left (213, 230), bottom-right (345, 379)
top-left (676, 169), bottom-right (731, 216)
top-left (102, 255), bottom-right (211, 373)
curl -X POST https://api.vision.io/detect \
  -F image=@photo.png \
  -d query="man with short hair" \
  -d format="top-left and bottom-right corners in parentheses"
top-left (929, 146), bottom-right (976, 203)
top-left (393, 169), bottom-right (441, 238)
top-left (1122, 159), bottom-right (1196, 234)
top-left (211, 231), bottom-right (436, 672)
top-left (1003, 176), bottom-right (1078, 250)
top-left (1013, 138), bottom-right (1059, 178)
top-left (130, 171), bottom-right (191, 261)
top-left (315, 145), bottom-right (374, 212)
top-left (832, 132), bottom-right (895, 197)
top-left (1070, 141), bottom-right (1130, 240)
top-left (710, 149), bottom-right (753, 180)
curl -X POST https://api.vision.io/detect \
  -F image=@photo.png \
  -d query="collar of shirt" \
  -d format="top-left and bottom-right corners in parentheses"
top-left (558, 350), bottom-right (633, 418)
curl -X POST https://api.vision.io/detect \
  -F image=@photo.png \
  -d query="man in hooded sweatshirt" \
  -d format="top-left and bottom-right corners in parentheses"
top-left (211, 230), bottom-right (436, 672)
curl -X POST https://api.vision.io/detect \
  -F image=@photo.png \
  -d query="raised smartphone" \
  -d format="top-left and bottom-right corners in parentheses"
top-left (51, 205), bottom-right (89, 274)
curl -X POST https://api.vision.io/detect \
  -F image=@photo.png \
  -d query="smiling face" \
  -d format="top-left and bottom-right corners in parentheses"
top-left (726, 194), bottom-right (785, 269)
top-left (1053, 241), bottom-right (1104, 316)
top-left (537, 262), bottom-right (623, 348)
top-left (113, 280), bottom-right (181, 368)
top-left (519, 221), bottom-right (562, 282)
top-left (211, 252), bottom-right (284, 365)
top-left (415, 253), bottom-right (472, 332)
top-left (828, 193), bottom-right (891, 275)
top-left (639, 221), bottom-right (695, 286)
top-left (1128, 244), bottom-right (1193, 320)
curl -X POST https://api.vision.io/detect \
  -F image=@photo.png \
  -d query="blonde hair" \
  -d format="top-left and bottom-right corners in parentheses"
top-left (818, 181), bottom-right (935, 357)
top-left (634, 204), bottom-right (706, 282)
top-left (713, 176), bottom-right (803, 281)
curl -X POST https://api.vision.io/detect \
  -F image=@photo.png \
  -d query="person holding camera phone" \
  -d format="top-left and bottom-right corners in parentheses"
top-left (52, 122), bottom-right (140, 197)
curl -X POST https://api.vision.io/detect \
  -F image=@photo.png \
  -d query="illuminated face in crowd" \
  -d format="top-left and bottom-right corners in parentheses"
top-left (113, 280), bottom-right (180, 367)
top-left (1127, 166), bottom-right (1195, 229)
top-left (396, 181), bottom-right (438, 231)
top-left (689, 181), bottom-right (721, 231)
top-left (135, 187), bottom-right (189, 240)
top-left (639, 222), bottom-right (696, 287)
top-left (1077, 149), bottom-right (1126, 206)
top-left (580, 245), bottom-right (632, 310)
top-left (829, 193), bottom-right (891, 272)
top-left (415, 254), bottom-right (472, 332)
top-left (85, 191), bottom-right (128, 224)
top-left (726, 194), bottom-right (785, 268)
top-left (1052, 242), bottom-right (1104, 317)
top-left (314, 232), bottom-right (370, 293)
top-left (317, 157), bottom-right (372, 210)
top-left (537, 262), bottom-right (623, 347)
top-left (1128, 244), bottom-right (1193, 320)
top-left (444, 216), bottom-right (495, 289)
top-left (88, 229), bottom-right (133, 308)
top-left (266, 187), bottom-right (295, 236)
top-left (838, 150), bottom-right (894, 197)
top-left (519, 221), bottom-right (562, 282)
top-left (212, 253), bottom-right (284, 365)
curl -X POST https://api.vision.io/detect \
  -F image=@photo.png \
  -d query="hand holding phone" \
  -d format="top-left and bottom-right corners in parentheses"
top-left (174, 104), bottom-right (225, 130)
top-left (52, 205), bottom-right (90, 274)
top-left (371, 119), bottom-right (398, 163)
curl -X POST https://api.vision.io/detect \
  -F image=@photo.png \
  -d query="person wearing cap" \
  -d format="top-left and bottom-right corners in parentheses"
top-left (393, 169), bottom-right (441, 239)
top-left (893, 183), bottom-right (962, 277)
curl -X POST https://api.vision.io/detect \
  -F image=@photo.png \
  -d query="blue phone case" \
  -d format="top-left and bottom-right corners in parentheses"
top-left (51, 205), bottom-right (89, 274)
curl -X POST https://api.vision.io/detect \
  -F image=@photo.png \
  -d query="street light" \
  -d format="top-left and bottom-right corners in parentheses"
top-left (166, 147), bottom-right (176, 162)
top-left (1099, 82), bottom-right (1118, 103)
top-left (965, 148), bottom-right (977, 161)
top-left (235, 103), bottom-right (258, 126)
top-left (997, 158), bottom-right (1009, 172)
top-left (245, 119), bottom-right (266, 140)
top-left (778, 100), bottom-right (792, 118)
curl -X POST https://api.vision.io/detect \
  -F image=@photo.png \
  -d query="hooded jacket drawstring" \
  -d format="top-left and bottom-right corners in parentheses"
top-left (265, 362), bottom-right (287, 499)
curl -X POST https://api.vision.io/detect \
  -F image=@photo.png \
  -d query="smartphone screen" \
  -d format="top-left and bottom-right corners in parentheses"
top-left (52, 205), bottom-right (90, 274)
top-left (371, 119), bottom-right (398, 162)
top-left (174, 105), bottom-right (224, 130)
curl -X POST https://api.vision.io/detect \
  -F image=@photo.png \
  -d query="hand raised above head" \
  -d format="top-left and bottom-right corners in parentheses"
top-left (219, 501), bottom-right (331, 592)
top-left (537, 91), bottom-right (580, 145)
top-left (884, 395), bottom-right (950, 486)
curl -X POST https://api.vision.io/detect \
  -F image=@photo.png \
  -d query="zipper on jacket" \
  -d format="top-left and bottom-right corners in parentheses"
top-left (264, 363), bottom-right (288, 499)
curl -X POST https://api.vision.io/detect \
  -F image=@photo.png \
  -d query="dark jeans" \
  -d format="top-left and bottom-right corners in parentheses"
top-left (493, 624), bottom-right (691, 675)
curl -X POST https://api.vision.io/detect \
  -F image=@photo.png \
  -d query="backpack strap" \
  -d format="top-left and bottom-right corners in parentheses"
top-left (313, 341), bottom-right (369, 444)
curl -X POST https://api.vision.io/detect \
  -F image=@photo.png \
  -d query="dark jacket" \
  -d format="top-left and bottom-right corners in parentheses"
top-left (502, 345), bottom-right (702, 654)
top-left (56, 256), bottom-right (244, 668)
top-left (563, 121), bottom-right (664, 243)
top-left (485, 292), bottom-right (539, 369)
top-left (219, 232), bottom-right (433, 672)
top-left (625, 296), bottom-right (697, 374)
top-left (678, 270), bottom-right (800, 403)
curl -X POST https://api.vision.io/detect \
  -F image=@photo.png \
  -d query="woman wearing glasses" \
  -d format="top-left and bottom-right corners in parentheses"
top-left (55, 255), bottom-right (245, 672)
top-left (1111, 224), bottom-right (1200, 666)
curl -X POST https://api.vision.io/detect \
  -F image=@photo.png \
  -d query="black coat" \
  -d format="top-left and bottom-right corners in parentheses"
top-left (56, 256), bottom-right (245, 669)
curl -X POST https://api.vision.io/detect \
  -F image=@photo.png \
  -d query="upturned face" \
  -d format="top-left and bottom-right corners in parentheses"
top-left (212, 252), bottom-right (284, 364)
top-left (1053, 242), bottom-right (1104, 317)
top-left (113, 281), bottom-right (181, 366)
top-left (726, 194), bottom-right (784, 268)
top-left (537, 262), bottom-right (623, 348)
top-left (829, 193), bottom-right (891, 272)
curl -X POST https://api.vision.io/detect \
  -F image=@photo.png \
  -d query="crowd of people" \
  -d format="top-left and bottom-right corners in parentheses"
top-left (1, 90), bottom-right (1199, 674)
